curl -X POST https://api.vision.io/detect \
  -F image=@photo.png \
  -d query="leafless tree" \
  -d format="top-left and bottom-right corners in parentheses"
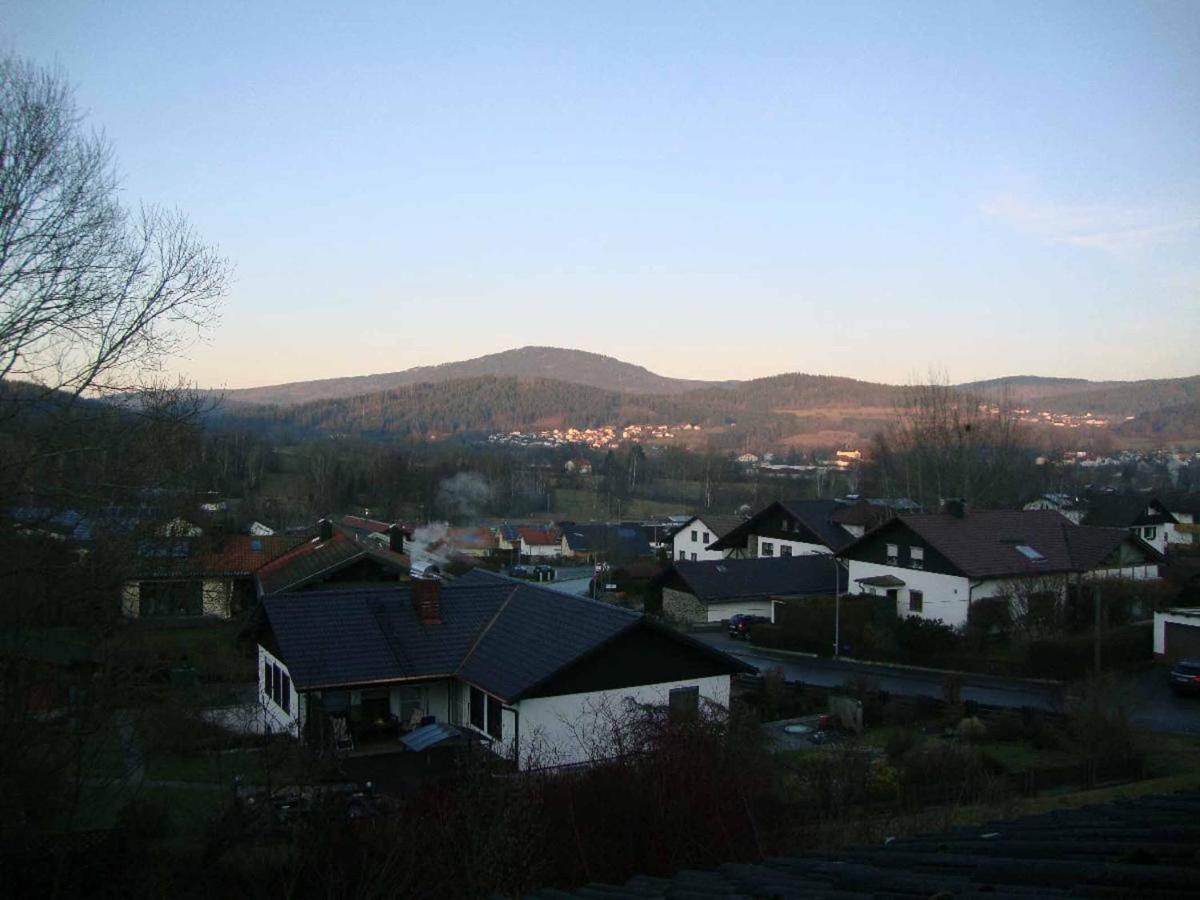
top-left (869, 372), bottom-right (1030, 510)
top-left (0, 55), bottom-right (229, 400)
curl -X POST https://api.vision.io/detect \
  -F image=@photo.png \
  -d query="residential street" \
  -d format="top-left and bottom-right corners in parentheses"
top-left (693, 632), bottom-right (1200, 734)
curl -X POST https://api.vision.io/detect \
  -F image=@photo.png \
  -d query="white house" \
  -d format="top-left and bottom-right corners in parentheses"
top-left (1079, 496), bottom-right (1177, 556)
top-left (669, 515), bottom-right (744, 562)
top-left (1162, 494), bottom-right (1200, 547)
top-left (708, 500), bottom-right (854, 559)
top-left (838, 508), bottom-right (1163, 631)
top-left (253, 571), bottom-right (748, 769)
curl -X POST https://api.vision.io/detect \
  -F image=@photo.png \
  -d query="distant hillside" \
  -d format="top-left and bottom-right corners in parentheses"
top-left (213, 346), bottom-right (726, 405)
top-left (1113, 401), bottom-right (1200, 441)
top-left (203, 347), bottom-right (1200, 446)
top-left (961, 374), bottom-right (1200, 415)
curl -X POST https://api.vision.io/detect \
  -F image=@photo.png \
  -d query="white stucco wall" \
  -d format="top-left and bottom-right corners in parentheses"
top-left (121, 582), bottom-right (139, 618)
top-left (1154, 609), bottom-right (1200, 656)
top-left (846, 560), bottom-right (970, 628)
top-left (753, 535), bottom-right (830, 558)
top-left (672, 520), bottom-right (727, 562)
top-left (202, 579), bottom-right (233, 618)
top-left (1167, 513), bottom-right (1195, 545)
top-left (509, 675), bottom-right (732, 770)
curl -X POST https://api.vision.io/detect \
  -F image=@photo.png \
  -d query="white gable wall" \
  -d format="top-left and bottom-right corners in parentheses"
top-left (672, 519), bottom-right (727, 562)
top-left (846, 559), bottom-right (971, 628)
top-left (510, 675), bottom-right (731, 770)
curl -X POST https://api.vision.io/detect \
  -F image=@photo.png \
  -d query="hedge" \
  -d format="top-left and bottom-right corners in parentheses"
top-left (1024, 624), bottom-right (1153, 680)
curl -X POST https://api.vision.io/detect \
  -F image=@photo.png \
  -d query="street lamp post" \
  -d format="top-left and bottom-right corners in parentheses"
top-left (831, 554), bottom-right (843, 659)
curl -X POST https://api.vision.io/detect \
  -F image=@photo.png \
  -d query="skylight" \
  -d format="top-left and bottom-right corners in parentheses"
top-left (1015, 544), bottom-right (1045, 562)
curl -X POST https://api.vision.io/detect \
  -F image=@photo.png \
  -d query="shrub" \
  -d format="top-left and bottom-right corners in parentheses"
top-left (884, 728), bottom-right (920, 764)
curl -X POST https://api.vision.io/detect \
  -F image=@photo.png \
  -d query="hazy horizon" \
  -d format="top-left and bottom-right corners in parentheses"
top-left (6, 1), bottom-right (1198, 389)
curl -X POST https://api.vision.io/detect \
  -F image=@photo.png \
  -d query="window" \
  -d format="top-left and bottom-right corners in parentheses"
top-left (761, 542), bottom-right (774, 557)
top-left (780, 544), bottom-right (793, 557)
top-left (668, 685), bottom-right (699, 722)
top-left (702, 531), bottom-right (710, 544)
top-left (780, 520), bottom-right (790, 532)
top-left (486, 695), bottom-right (502, 740)
top-left (886, 543), bottom-right (898, 564)
top-left (691, 529), bottom-right (698, 542)
top-left (1015, 544), bottom-right (1046, 561)
top-left (1143, 526), bottom-right (1157, 541)
top-left (678, 549), bottom-right (686, 560)
top-left (469, 686), bottom-right (485, 731)
top-left (909, 590), bottom-right (924, 613)
top-left (263, 657), bottom-right (291, 713)
top-left (910, 546), bottom-right (924, 569)
top-left (691, 552), bottom-right (697, 561)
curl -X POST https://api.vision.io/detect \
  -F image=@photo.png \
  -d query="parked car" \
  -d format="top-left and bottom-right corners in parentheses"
top-left (1169, 657), bottom-right (1200, 696)
top-left (728, 614), bottom-right (770, 639)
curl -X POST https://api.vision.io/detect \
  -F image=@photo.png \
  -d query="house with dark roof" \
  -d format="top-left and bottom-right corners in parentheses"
top-left (1161, 491), bottom-right (1200, 547)
top-left (253, 570), bottom-right (750, 769)
top-left (1023, 492), bottom-right (1088, 523)
top-left (669, 514), bottom-right (746, 562)
top-left (837, 507), bottom-right (1163, 629)
top-left (709, 500), bottom-right (854, 559)
top-left (1080, 495), bottom-right (1177, 555)
top-left (122, 531), bottom-right (306, 619)
top-left (654, 556), bottom-right (846, 624)
top-left (255, 524), bottom-right (411, 596)
top-left (560, 521), bottom-right (653, 564)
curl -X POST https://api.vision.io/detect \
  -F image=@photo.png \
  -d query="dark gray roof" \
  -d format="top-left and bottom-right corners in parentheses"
top-left (709, 500), bottom-right (853, 553)
top-left (534, 790), bottom-right (1200, 898)
top-left (1081, 495), bottom-right (1176, 528)
top-left (559, 522), bottom-right (652, 558)
top-left (256, 533), bottom-right (409, 595)
top-left (660, 556), bottom-right (845, 603)
top-left (260, 571), bottom-right (734, 702)
top-left (841, 509), bottom-right (1161, 579)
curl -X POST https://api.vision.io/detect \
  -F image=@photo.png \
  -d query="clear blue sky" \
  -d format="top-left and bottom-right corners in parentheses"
top-left (4, 1), bottom-right (1198, 388)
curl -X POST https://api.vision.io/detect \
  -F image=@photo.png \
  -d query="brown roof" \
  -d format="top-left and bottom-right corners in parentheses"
top-left (257, 532), bottom-right (410, 595)
top-left (847, 509), bottom-right (1157, 579)
top-left (831, 500), bottom-right (891, 528)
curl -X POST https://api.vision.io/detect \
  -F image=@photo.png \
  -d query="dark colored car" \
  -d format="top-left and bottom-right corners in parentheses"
top-left (728, 613), bottom-right (769, 639)
top-left (1169, 658), bottom-right (1200, 696)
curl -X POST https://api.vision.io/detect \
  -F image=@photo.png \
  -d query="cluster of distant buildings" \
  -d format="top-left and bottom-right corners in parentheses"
top-left (488, 422), bottom-right (702, 449)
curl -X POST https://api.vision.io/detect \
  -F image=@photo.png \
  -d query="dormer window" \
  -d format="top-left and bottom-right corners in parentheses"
top-left (886, 543), bottom-right (898, 565)
top-left (910, 546), bottom-right (924, 570)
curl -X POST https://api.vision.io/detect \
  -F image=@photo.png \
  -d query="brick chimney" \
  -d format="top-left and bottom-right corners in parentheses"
top-left (412, 578), bottom-right (441, 625)
top-left (942, 498), bottom-right (966, 519)
top-left (318, 517), bottom-right (333, 541)
top-left (389, 523), bottom-right (405, 554)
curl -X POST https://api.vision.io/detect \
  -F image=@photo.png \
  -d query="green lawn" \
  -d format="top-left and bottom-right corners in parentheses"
top-left (111, 619), bottom-right (256, 683)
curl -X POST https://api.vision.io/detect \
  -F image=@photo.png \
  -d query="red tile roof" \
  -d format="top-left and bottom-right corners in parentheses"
top-left (517, 526), bottom-right (561, 546)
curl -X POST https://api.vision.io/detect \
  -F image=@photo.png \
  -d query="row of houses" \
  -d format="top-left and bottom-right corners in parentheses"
top-left (659, 497), bottom-right (1167, 630)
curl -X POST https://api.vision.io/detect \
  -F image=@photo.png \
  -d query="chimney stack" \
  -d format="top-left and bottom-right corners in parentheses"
top-left (318, 517), bottom-right (333, 541)
top-left (943, 498), bottom-right (966, 519)
top-left (412, 578), bottom-right (441, 625)
top-left (389, 523), bottom-right (405, 554)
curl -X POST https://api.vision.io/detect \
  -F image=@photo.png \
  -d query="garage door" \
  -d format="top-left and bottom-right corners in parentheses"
top-left (1165, 622), bottom-right (1200, 664)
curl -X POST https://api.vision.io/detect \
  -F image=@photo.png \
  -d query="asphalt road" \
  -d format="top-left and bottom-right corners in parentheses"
top-left (694, 632), bottom-right (1200, 734)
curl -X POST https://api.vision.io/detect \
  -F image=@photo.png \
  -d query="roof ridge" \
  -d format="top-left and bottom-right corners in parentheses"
top-left (456, 584), bottom-right (520, 674)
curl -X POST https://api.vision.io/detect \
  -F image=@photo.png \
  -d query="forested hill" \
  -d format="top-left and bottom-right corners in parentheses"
top-left (212, 346), bottom-right (727, 405)
top-left (211, 375), bottom-right (794, 441)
